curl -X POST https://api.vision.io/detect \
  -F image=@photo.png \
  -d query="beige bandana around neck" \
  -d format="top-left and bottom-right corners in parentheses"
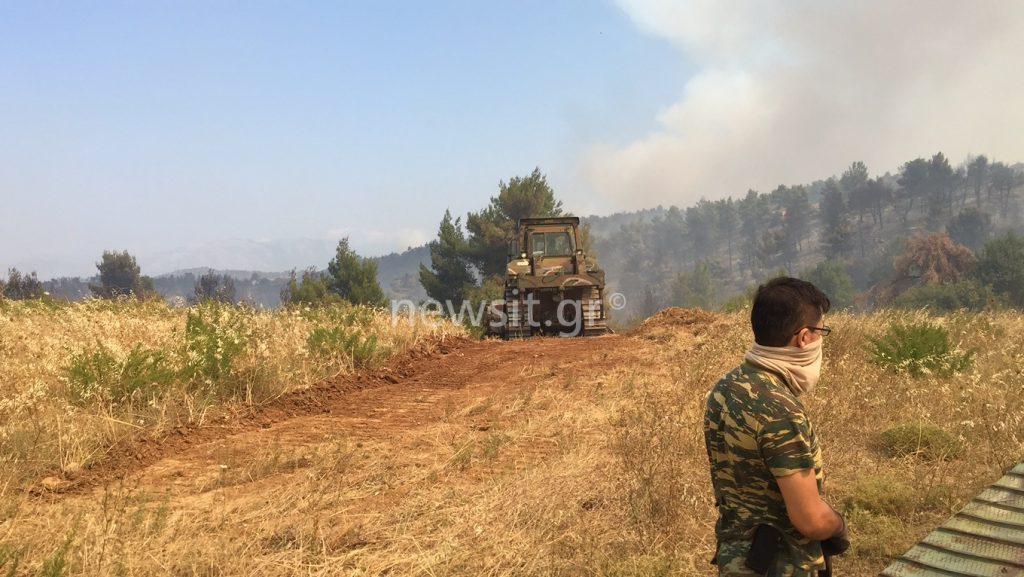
top-left (744, 338), bottom-right (823, 396)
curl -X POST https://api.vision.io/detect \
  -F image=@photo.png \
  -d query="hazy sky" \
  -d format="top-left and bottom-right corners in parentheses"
top-left (3, 1), bottom-right (1023, 278)
top-left (1, 1), bottom-right (686, 276)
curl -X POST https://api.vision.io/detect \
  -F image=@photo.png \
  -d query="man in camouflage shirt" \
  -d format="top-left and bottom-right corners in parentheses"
top-left (705, 277), bottom-right (848, 576)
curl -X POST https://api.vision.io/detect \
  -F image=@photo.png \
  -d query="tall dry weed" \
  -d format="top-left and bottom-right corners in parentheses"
top-left (0, 299), bottom-right (461, 487)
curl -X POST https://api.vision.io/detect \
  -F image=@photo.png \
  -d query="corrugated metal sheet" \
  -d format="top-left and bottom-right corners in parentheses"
top-left (881, 462), bottom-right (1024, 577)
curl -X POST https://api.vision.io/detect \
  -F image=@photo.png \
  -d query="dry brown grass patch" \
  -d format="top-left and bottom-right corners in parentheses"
top-left (0, 308), bottom-right (1020, 576)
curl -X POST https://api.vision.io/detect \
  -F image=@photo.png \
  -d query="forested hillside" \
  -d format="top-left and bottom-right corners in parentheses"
top-left (590, 154), bottom-right (1024, 318)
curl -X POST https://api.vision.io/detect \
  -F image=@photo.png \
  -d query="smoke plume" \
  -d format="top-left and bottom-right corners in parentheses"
top-left (584, 0), bottom-right (1024, 208)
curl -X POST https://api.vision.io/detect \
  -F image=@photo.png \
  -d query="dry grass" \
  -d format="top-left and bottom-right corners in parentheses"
top-left (0, 307), bottom-right (1021, 576)
top-left (0, 299), bottom-right (461, 488)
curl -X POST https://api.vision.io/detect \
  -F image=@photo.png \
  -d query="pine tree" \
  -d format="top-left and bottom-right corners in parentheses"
top-left (989, 162), bottom-right (1022, 217)
top-left (419, 210), bottom-right (475, 307)
top-left (327, 238), bottom-right (386, 306)
top-left (89, 251), bottom-right (155, 299)
top-left (967, 155), bottom-right (989, 207)
top-left (898, 158), bottom-right (929, 224)
top-left (926, 152), bottom-right (957, 225)
top-left (280, 268), bottom-right (337, 307)
top-left (1, 268), bottom-right (45, 300)
top-left (975, 233), bottom-right (1024, 307)
top-left (464, 168), bottom-right (563, 279)
top-left (194, 271), bottom-right (237, 304)
top-left (738, 190), bottom-right (766, 274)
top-left (819, 179), bottom-right (854, 258)
top-left (946, 208), bottom-right (992, 252)
top-left (640, 286), bottom-right (658, 319)
top-left (865, 177), bottom-right (892, 229)
top-left (779, 185), bottom-right (812, 266)
top-left (671, 261), bottom-right (715, 310)
top-left (715, 198), bottom-right (739, 273)
top-left (800, 261), bottom-right (854, 309)
top-left (686, 200), bottom-right (718, 260)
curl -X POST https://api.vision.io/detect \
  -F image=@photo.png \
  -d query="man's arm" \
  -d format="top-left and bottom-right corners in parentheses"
top-left (776, 469), bottom-right (844, 540)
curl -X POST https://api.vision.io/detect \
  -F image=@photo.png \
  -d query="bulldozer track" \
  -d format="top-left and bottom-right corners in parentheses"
top-left (37, 333), bottom-right (628, 499)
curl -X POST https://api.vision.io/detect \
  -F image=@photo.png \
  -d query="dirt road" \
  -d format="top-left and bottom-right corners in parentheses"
top-left (51, 334), bottom-right (632, 497)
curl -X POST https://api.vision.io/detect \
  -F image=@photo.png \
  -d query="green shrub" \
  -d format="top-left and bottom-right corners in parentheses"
top-left (974, 233), bottom-right (1024, 307)
top-left (612, 379), bottom-right (688, 531)
top-left (65, 345), bottom-right (174, 406)
top-left (879, 421), bottom-right (962, 460)
top-left (840, 488), bottom-right (928, 558)
top-left (480, 432), bottom-right (510, 459)
top-left (892, 280), bottom-right (997, 312)
top-left (183, 304), bottom-right (249, 388)
top-left (115, 346), bottom-right (174, 403)
top-left (867, 322), bottom-right (972, 376)
top-left (801, 260), bottom-right (855, 309)
top-left (298, 303), bottom-right (377, 328)
top-left (844, 508), bottom-right (907, 559)
top-left (841, 474), bottom-right (916, 516)
top-left (595, 555), bottom-right (678, 577)
top-left (280, 268), bottom-right (343, 307)
top-left (65, 348), bottom-right (119, 406)
top-left (307, 325), bottom-right (382, 369)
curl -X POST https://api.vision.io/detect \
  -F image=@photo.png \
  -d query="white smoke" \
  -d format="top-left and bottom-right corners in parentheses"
top-left (584, 0), bottom-right (1024, 209)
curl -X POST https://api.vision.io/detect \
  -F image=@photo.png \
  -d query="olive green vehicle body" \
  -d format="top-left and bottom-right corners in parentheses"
top-left (488, 217), bottom-right (608, 338)
top-left (881, 461), bottom-right (1024, 577)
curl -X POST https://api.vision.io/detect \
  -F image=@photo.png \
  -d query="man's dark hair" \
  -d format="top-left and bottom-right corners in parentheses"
top-left (751, 277), bottom-right (831, 346)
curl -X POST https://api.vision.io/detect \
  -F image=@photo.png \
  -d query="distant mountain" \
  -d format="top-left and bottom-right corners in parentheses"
top-left (161, 268), bottom-right (293, 281)
top-left (142, 238), bottom-right (340, 277)
top-left (371, 245), bottom-right (430, 302)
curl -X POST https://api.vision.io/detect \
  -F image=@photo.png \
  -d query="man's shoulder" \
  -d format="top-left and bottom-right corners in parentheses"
top-left (716, 363), bottom-right (772, 386)
top-left (709, 364), bottom-right (806, 420)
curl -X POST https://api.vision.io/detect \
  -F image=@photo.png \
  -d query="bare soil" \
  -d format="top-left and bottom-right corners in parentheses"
top-left (41, 333), bottom-right (632, 498)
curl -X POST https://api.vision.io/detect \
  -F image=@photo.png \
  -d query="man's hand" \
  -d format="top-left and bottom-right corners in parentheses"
top-left (775, 469), bottom-right (844, 540)
top-left (820, 513), bottom-right (850, 556)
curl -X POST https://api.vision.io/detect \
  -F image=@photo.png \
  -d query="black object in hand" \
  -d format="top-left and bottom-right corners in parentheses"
top-left (821, 533), bottom-right (850, 556)
top-left (745, 524), bottom-right (784, 575)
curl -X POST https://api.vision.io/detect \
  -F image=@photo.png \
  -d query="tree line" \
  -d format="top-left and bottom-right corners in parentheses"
top-left (3, 241), bottom-right (388, 309)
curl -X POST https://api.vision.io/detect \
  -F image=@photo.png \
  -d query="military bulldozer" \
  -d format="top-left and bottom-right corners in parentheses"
top-left (486, 217), bottom-right (609, 338)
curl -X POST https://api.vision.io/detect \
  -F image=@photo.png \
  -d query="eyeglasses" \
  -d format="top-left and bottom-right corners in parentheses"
top-left (795, 325), bottom-right (832, 337)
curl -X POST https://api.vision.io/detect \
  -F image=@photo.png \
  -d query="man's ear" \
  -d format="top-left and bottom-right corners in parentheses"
top-left (798, 329), bottom-right (813, 347)
top-left (789, 328), bottom-right (806, 348)
top-left (790, 330), bottom-right (806, 348)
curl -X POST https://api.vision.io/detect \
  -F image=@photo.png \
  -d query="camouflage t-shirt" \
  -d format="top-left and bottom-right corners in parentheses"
top-left (704, 362), bottom-right (825, 576)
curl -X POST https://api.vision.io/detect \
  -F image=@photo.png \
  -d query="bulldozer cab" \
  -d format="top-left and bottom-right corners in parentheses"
top-left (528, 227), bottom-right (574, 255)
top-left (515, 217), bottom-right (581, 275)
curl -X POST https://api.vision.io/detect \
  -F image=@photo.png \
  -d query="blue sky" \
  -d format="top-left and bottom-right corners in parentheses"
top-left (0, 1), bottom-right (687, 277)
